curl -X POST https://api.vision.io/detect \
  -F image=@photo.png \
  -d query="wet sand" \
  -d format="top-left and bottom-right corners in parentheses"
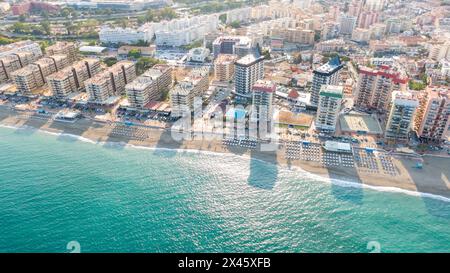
top-left (1, 107), bottom-right (449, 199)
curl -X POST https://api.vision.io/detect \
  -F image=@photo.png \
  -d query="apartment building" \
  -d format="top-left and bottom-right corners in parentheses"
top-left (310, 57), bottom-right (343, 107)
top-left (0, 51), bottom-right (39, 83)
top-left (33, 57), bottom-right (58, 81)
top-left (415, 86), bottom-right (450, 143)
top-left (385, 91), bottom-right (419, 141)
top-left (46, 42), bottom-right (77, 63)
top-left (351, 28), bottom-right (371, 43)
top-left (47, 67), bottom-right (78, 99)
top-left (354, 65), bottom-right (408, 112)
top-left (126, 77), bottom-right (157, 110)
top-left (340, 15), bottom-right (357, 35)
top-left (251, 80), bottom-right (276, 126)
top-left (14, 51), bottom-right (36, 67)
top-left (214, 54), bottom-right (238, 82)
top-left (71, 58), bottom-right (102, 90)
top-left (142, 64), bottom-right (172, 94)
top-left (126, 64), bottom-right (172, 110)
top-left (85, 73), bottom-right (115, 103)
top-left (0, 40), bottom-right (42, 59)
top-left (0, 55), bottom-right (22, 83)
top-left (212, 36), bottom-right (254, 59)
top-left (49, 54), bottom-right (69, 71)
top-left (47, 58), bottom-right (103, 98)
top-left (85, 61), bottom-right (136, 103)
top-left (315, 85), bottom-right (343, 132)
top-left (170, 68), bottom-right (209, 117)
top-left (11, 65), bottom-right (44, 94)
top-left (270, 28), bottom-right (314, 45)
top-left (99, 27), bottom-right (148, 45)
top-left (234, 54), bottom-right (265, 96)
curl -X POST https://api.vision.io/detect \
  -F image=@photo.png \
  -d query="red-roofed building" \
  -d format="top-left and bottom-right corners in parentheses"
top-left (288, 89), bottom-right (299, 100)
top-left (355, 66), bottom-right (408, 112)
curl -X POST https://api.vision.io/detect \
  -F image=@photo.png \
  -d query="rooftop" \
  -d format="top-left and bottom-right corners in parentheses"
top-left (319, 85), bottom-right (343, 98)
top-left (314, 57), bottom-right (343, 74)
top-left (235, 54), bottom-right (264, 67)
top-left (79, 46), bottom-right (107, 54)
top-left (339, 113), bottom-right (383, 134)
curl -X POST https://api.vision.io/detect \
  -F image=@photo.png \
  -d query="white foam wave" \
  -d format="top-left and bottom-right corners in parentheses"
top-left (1, 122), bottom-right (449, 203)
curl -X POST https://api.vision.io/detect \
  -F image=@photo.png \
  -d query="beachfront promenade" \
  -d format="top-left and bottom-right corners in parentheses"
top-left (1, 104), bottom-right (449, 200)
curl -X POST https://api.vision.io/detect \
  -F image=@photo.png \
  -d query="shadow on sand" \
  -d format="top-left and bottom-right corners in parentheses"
top-left (399, 155), bottom-right (450, 219)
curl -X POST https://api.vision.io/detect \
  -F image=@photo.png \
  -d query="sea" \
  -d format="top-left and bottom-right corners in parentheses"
top-left (0, 125), bottom-right (449, 253)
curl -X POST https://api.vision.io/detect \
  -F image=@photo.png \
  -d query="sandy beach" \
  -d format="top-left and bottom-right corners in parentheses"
top-left (1, 106), bottom-right (449, 200)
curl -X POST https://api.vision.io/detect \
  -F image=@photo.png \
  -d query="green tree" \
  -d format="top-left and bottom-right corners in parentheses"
top-left (103, 57), bottom-right (118, 67)
top-left (0, 36), bottom-right (16, 45)
top-left (159, 7), bottom-right (177, 20)
top-left (128, 49), bottom-right (142, 59)
top-left (40, 20), bottom-right (51, 35)
top-left (262, 49), bottom-right (271, 60)
top-left (11, 22), bottom-right (30, 34)
top-left (219, 14), bottom-right (227, 24)
top-left (136, 57), bottom-right (165, 74)
top-left (229, 20), bottom-right (241, 29)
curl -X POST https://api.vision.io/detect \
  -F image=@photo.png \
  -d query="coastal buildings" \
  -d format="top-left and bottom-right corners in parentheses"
top-left (72, 58), bottom-right (103, 90)
top-left (214, 54), bottom-right (238, 82)
top-left (47, 67), bottom-right (78, 99)
top-left (45, 42), bottom-right (77, 63)
top-left (0, 40), bottom-right (42, 59)
top-left (11, 65), bottom-right (44, 95)
top-left (415, 86), bottom-right (450, 143)
top-left (251, 80), bottom-right (276, 127)
top-left (47, 58), bottom-right (102, 99)
top-left (126, 64), bottom-right (172, 110)
top-left (310, 58), bottom-right (343, 107)
top-left (354, 66), bottom-right (408, 112)
top-left (0, 41), bottom-right (43, 84)
top-left (11, 54), bottom-right (70, 94)
top-left (385, 91), bottom-right (419, 141)
top-left (234, 54), bottom-right (265, 96)
top-left (170, 68), bottom-right (209, 117)
top-left (144, 64), bottom-right (172, 95)
top-left (85, 61), bottom-right (136, 104)
top-left (315, 85), bottom-right (343, 132)
top-left (0, 52), bottom-right (39, 83)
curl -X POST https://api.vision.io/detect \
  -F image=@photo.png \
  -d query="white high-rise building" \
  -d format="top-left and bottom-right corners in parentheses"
top-left (315, 85), bottom-right (343, 132)
top-left (385, 91), bottom-right (419, 141)
top-left (170, 68), bottom-right (209, 117)
top-left (99, 27), bottom-right (149, 44)
top-left (251, 80), bottom-right (276, 124)
top-left (234, 54), bottom-right (265, 96)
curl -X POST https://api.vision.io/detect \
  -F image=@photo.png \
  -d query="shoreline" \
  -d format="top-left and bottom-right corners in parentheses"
top-left (1, 107), bottom-right (450, 202)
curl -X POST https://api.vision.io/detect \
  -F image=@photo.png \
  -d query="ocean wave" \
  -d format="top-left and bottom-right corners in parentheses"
top-left (1, 122), bottom-right (449, 203)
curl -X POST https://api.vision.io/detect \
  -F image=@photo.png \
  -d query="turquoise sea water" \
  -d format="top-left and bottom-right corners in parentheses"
top-left (0, 125), bottom-right (449, 253)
